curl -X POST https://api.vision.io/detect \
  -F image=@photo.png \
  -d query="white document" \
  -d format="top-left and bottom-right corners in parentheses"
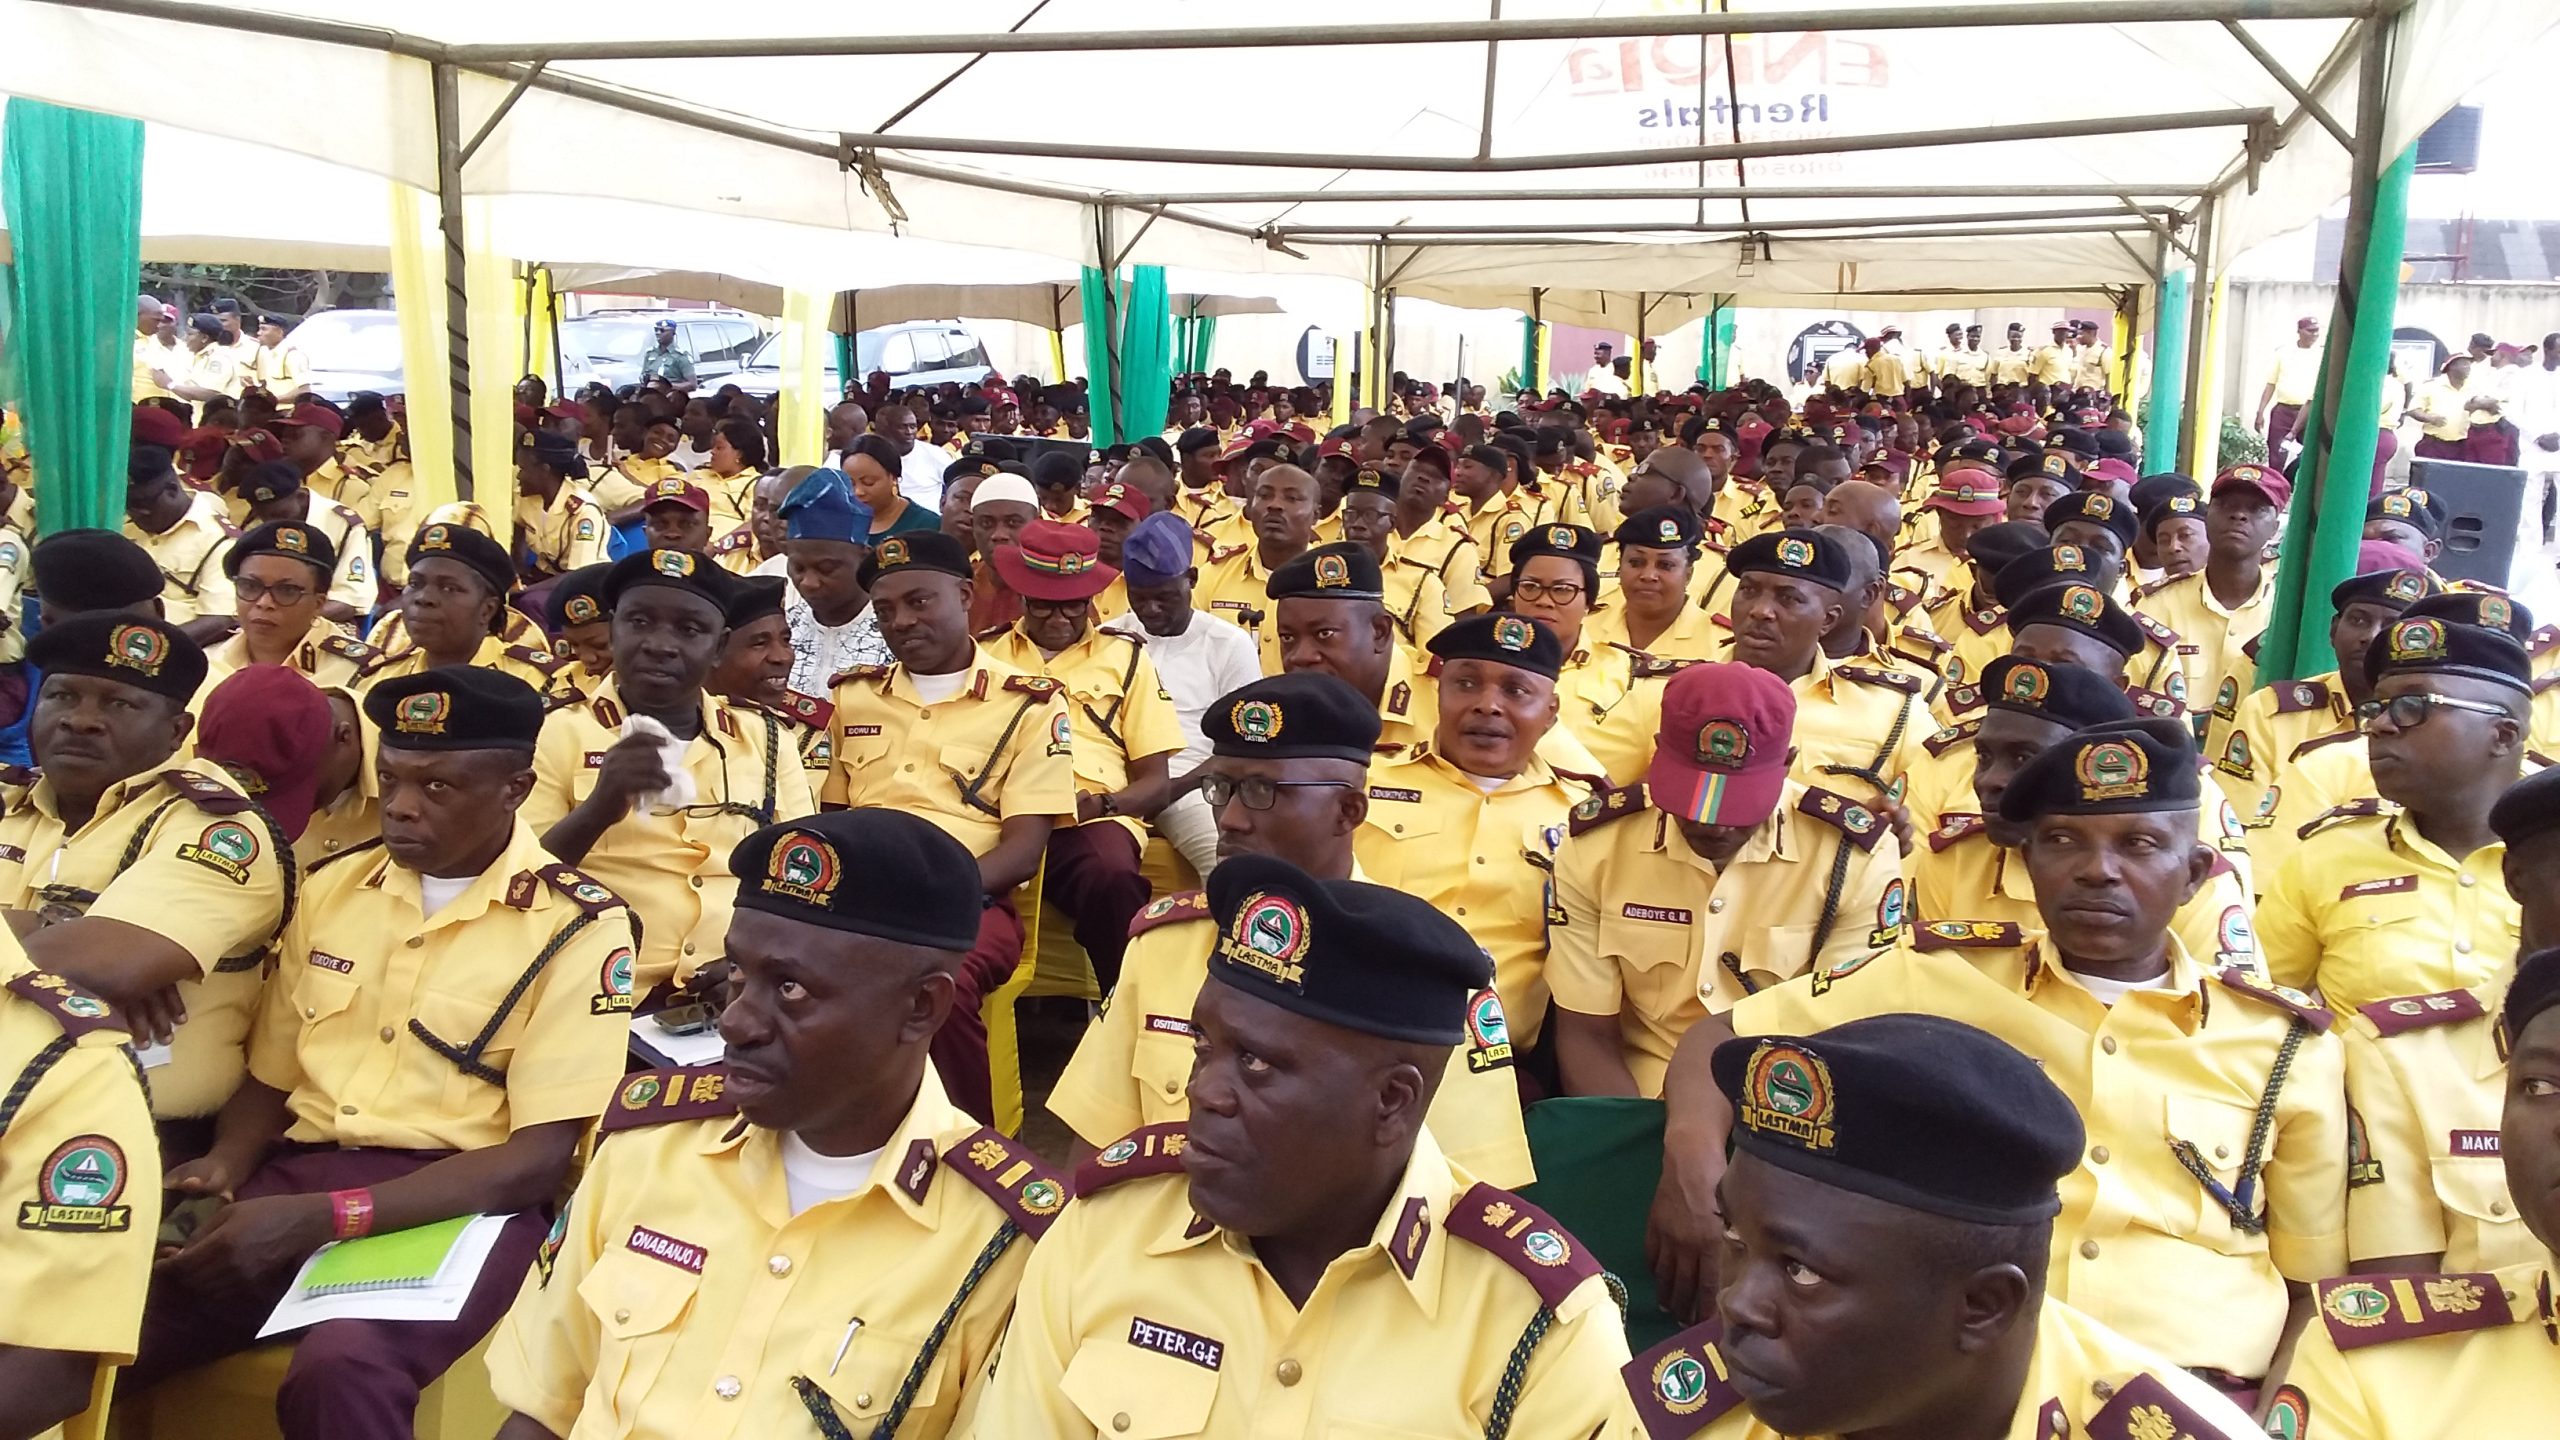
top-left (257, 1212), bottom-right (513, 1337)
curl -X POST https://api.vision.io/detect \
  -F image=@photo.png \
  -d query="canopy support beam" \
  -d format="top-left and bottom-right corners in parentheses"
top-left (2220, 18), bottom-right (2353, 150)
top-left (1472, 0), bottom-right (1502, 162)
top-left (1273, 205), bottom-right (2172, 238)
top-left (2114, 196), bottom-right (2195, 264)
top-left (1111, 184), bottom-right (2212, 205)
top-left (430, 61), bottom-right (473, 499)
top-left (1287, 221), bottom-right (2159, 248)
top-left (456, 59), bottom-right (543, 166)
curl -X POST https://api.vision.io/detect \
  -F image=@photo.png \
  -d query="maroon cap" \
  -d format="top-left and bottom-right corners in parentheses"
top-left (1647, 662), bottom-right (1796, 829)
top-left (992, 518), bottom-right (1117, 602)
top-left (2213, 462), bottom-right (2291, 507)
top-left (132, 404), bottom-right (188, 449)
top-left (193, 665), bottom-right (333, 841)
top-left (269, 400), bottom-right (344, 440)
top-left (1093, 481), bottom-right (1150, 522)
top-left (640, 477), bottom-right (709, 513)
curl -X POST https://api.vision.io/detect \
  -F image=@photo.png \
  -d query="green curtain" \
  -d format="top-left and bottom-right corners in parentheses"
top-left (2, 99), bottom-right (144, 534)
top-left (1190, 315), bottom-right (1217, 374)
top-left (1119, 264), bottom-right (1173, 441)
top-left (1078, 264), bottom-right (1118, 447)
top-left (2146, 270), bottom-right (2191, 472)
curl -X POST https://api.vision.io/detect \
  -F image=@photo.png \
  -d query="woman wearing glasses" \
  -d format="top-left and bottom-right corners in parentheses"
top-left (194, 520), bottom-right (379, 705)
top-left (1505, 521), bottom-right (1679, 787)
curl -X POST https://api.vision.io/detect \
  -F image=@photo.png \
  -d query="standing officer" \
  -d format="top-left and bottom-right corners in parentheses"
top-left (528, 548), bottom-right (816, 998)
top-left (125, 668), bottom-right (633, 1439)
top-left (1048, 671), bottom-right (1530, 1184)
top-left (0, 616), bottom-right (289, 1160)
top-left (0, 938), bottom-right (159, 1440)
top-left (196, 521), bottom-right (380, 702)
top-left (1722, 528), bottom-right (1934, 807)
top-left (487, 810), bottom-right (1060, 1440)
top-left (962, 854), bottom-right (1633, 1437)
top-left (1356, 613), bottom-right (1596, 1055)
top-left (824, 530), bottom-right (1074, 1125)
top-left (1624, 1015), bottom-right (2260, 1439)
top-left (1550, 662), bottom-right (1903, 1098)
top-left (2257, 612), bottom-right (2529, 1011)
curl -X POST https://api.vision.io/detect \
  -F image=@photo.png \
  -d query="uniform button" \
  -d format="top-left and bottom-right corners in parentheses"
top-left (1111, 1415), bottom-right (1131, 1433)
top-left (303, 1006), bottom-right (317, 1019)
top-left (1163, 1080), bottom-right (1179, 1095)
top-left (2089, 1146), bottom-right (2109, 1164)
top-left (690, 876), bottom-right (704, 889)
top-left (714, 1376), bottom-right (741, 1400)
top-left (902, 763), bottom-right (915, 772)
top-left (405, 936), bottom-right (424, 949)
top-left (339, 1104), bottom-right (359, 1116)
top-left (2456, 940), bottom-right (2473, 955)
top-left (1709, 898), bottom-right (1726, 914)
top-left (1474, 856), bottom-right (1485, 865)
top-left (379, 1027), bottom-right (396, 1043)
top-left (1392, 823), bottom-right (1404, 834)
top-left (854, 1393), bottom-right (872, 1410)
top-left (2091, 1380), bottom-right (2114, 1402)
top-left (613, 1308), bottom-right (630, 1323)
top-left (2459, 874), bottom-right (2477, 888)
top-left (2492, 1199), bottom-right (2510, 1216)
top-left (1276, 1358), bottom-right (1303, 1386)
top-left (2078, 1240), bottom-right (2099, 1259)
top-left (324, 838), bottom-right (341, 851)
top-left (768, 1255), bottom-right (792, 1276)
top-left (2099, 1036), bottom-right (2117, 1055)
top-left (2214, 1144), bottom-right (2230, 1161)
top-left (684, 943), bottom-right (698, 956)
top-left (1454, 906), bottom-right (1467, 917)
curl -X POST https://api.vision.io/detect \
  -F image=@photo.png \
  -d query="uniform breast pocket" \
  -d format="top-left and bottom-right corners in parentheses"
top-left (2162, 1093), bottom-right (2270, 1252)
top-left (2428, 1153), bottom-right (2518, 1230)
top-left (1738, 922), bottom-right (1819, 988)
top-left (575, 1250), bottom-right (700, 1425)
top-left (413, 982), bottom-right (518, 1105)
top-left (1599, 922), bottom-right (1701, 1022)
top-left (1364, 798), bottom-right (1440, 845)
top-left (290, 969), bottom-right (363, 1042)
top-left (836, 733), bottom-right (893, 780)
top-left (800, 1323), bottom-right (948, 1434)
top-left (1060, 1335), bottom-right (1219, 1439)
top-left (936, 743), bottom-right (999, 792)
top-left (1132, 1026), bottom-right (1197, 1122)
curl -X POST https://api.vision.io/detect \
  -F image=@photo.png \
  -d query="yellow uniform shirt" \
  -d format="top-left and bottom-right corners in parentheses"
top-left (1549, 782), bottom-right (1904, 1096)
top-left (691, 469), bottom-right (762, 531)
top-left (526, 682), bottom-right (817, 991)
top-left (2204, 670), bottom-right (2355, 853)
top-left (132, 334), bottom-right (174, 401)
top-left (0, 763), bottom-right (289, 1118)
top-left (2030, 343), bottom-right (2073, 385)
top-left (2074, 343), bottom-right (2114, 392)
top-left (1580, 600), bottom-right (1723, 663)
top-left (1735, 933), bottom-right (2349, 1380)
top-left (0, 958), bottom-right (161, 1440)
top-left (1190, 541), bottom-right (1283, 636)
top-left (2282, 1262), bottom-right (2560, 1439)
top-left (959, 1127), bottom-right (1633, 1440)
top-left (1987, 345), bottom-right (2037, 386)
top-left (365, 602), bottom-right (545, 658)
top-left (1353, 749), bottom-right (1589, 1049)
top-left (193, 620), bottom-right (378, 707)
top-left (1911, 807), bottom-right (2260, 975)
top-left (823, 648), bottom-right (1075, 859)
top-left (1546, 643), bottom-right (1680, 787)
top-left (2409, 374), bottom-right (2476, 443)
top-left (1047, 884), bottom-right (1534, 1188)
top-left (1820, 348), bottom-right (1868, 391)
top-left (979, 626), bottom-right (1184, 851)
top-left (2266, 343), bottom-right (2325, 408)
top-left (2340, 981), bottom-right (2536, 1272)
top-left (304, 496), bottom-right (378, 612)
top-left (1861, 350), bottom-right (1914, 395)
top-left (246, 342), bottom-right (308, 399)
top-left (0, 523), bottom-right (27, 665)
top-left (2256, 805), bottom-right (2520, 1013)
top-left (368, 460), bottom-right (429, 583)
top-left (1774, 649), bottom-right (1937, 808)
top-left (2134, 568), bottom-right (2275, 717)
top-left (488, 1068), bottom-right (1048, 1440)
top-left (1942, 346), bottom-right (1993, 390)
top-left (124, 489), bottom-right (238, 624)
top-left (1174, 488), bottom-right (1242, 551)
top-left (523, 484), bottom-right (613, 582)
top-left (248, 824), bottom-right (634, 1151)
top-left (295, 697), bottom-right (381, 872)
top-left (307, 456), bottom-right (382, 531)
top-left (1461, 484), bottom-right (1576, 584)
top-left (356, 631), bottom-right (577, 705)
top-left (594, 455), bottom-right (687, 513)
top-left (1384, 515), bottom-right (1491, 640)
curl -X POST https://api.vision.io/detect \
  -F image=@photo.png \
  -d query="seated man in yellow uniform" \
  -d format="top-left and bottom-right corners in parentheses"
top-left (1647, 718), bottom-right (2349, 1403)
top-left (1375, 447), bottom-right (1491, 640)
top-left (489, 809), bottom-right (1059, 1440)
top-left (355, 524), bottom-right (575, 700)
top-left (125, 668), bottom-right (633, 1440)
top-left (0, 616), bottom-right (289, 1163)
top-left (195, 521), bottom-right (380, 703)
top-left (233, 459), bottom-right (375, 627)
top-left (529, 548), bottom-right (815, 1002)
top-left (2257, 611), bottom-right (2529, 1013)
top-left (0, 942), bottom-right (159, 1440)
top-left (2279, 944), bottom-right (2560, 1437)
top-left (1919, 520), bottom-right (2050, 687)
top-left (1551, 661), bottom-right (1904, 1099)
top-left (1355, 612), bottom-right (1597, 1057)
top-left (707, 576), bottom-right (832, 792)
top-left (1623, 1015), bottom-right (2261, 1440)
top-left (1192, 462), bottom-right (1320, 638)
top-left (2132, 463), bottom-right (2286, 710)
top-left (1335, 466), bottom-right (1466, 649)
top-left (962, 854), bottom-right (1633, 1438)
top-left (1048, 671), bottom-right (1531, 1185)
top-left (122, 443), bottom-right (240, 645)
top-left (1722, 528), bottom-right (1934, 811)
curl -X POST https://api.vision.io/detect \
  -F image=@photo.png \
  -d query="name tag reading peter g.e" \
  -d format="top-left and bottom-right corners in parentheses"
top-left (1129, 1316), bottom-right (1223, 1371)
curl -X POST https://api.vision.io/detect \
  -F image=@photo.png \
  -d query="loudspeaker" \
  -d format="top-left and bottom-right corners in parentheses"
top-left (2407, 457), bottom-right (2524, 585)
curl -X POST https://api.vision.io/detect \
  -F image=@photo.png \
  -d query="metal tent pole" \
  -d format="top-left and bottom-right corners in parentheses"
top-left (430, 62), bottom-right (474, 499)
top-left (2177, 195), bottom-right (2219, 475)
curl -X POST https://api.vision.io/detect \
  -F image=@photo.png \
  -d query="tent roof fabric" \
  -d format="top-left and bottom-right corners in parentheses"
top-left (3, 0), bottom-right (2553, 310)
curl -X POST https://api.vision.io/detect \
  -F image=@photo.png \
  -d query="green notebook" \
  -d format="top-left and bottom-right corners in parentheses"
top-left (300, 1215), bottom-right (479, 1295)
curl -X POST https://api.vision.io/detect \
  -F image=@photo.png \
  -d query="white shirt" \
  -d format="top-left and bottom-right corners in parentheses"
top-left (784, 587), bottom-right (890, 695)
top-left (897, 443), bottom-right (949, 512)
top-left (2071, 968), bottom-right (2180, 1008)
top-left (417, 873), bottom-right (474, 918)
top-left (907, 668), bottom-right (970, 704)
top-left (670, 438), bottom-right (714, 470)
top-left (1581, 365), bottom-right (1628, 398)
top-left (2510, 361), bottom-right (2560, 461)
top-left (1102, 609), bottom-right (1263, 775)
top-left (778, 1133), bottom-right (882, 1216)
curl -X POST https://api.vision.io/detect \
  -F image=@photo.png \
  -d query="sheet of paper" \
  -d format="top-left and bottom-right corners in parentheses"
top-left (258, 1212), bottom-right (514, 1337)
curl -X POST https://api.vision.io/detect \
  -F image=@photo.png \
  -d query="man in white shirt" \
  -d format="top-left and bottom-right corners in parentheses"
top-left (2512, 331), bottom-right (2560, 588)
top-left (874, 403), bottom-right (948, 512)
top-left (775, 470), bottom-right (889, 693)
top-left (1101, 510), bottom-right (1262, 878)
top-left (2253, 316), bottom-right (2325, 461)
top-left (1582, 341), bottom-right (1628, 398)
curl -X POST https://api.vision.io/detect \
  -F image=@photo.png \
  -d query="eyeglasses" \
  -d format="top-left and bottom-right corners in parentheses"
top-left (1198, 775), bottom-right (1358, 811)
top-left (2356, 693), bottom-right (2513, 731)
top-left (234, 577), bottom-right (314, 608)
top-left (1511, 578), bottom-right (1587, 606)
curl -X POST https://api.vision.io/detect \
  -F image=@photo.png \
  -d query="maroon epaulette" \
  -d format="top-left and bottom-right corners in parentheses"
top-left (940, 1125), bottom-right (1070, 1239)
top-left (1942, 682), bottom-right (1985, 715)
top-left (2313, 1273), bottom-right (2515, 1351)
top-left (0, 763), bottom-right (36, 788)
top-left (1204, 541), bottom-right (1249, 564)
top-left (156, 768), bottom-right (253, 816)
top-left (777, 689), bottom-right (834, 728)
top-left (2131, 613), bottom-right (2182, 652)
top-left (503, 643), bottom-right (570, 674)
top-left (1961, 605), bottom-right (2005, 636)
top-left (318, 633), bottom-right (380, 662)
top-left (2216, 968), bottom-right (2334, 1032)
top-left (1128, 890), bottom-right (1209, 938)
top-left (1629, 655), bottom-right (1700, 680)
top-left (1913, 919), bottom-right (2021, 950)
top-left (2124, 685), bottom-right (2185, 719)
top-left (2288, 727), bottom-right (2363, 762)
top-left (1074, 1124), bottom-right (1191, 1196)
top-left (1797, 788), bottom-right (1884, 850)
top-left (1443, 1182), bottom-right (1604, 1309)
top-left (538, 863), bottom-right (625, 915)
top-left (1837, 664), bottom-right (1923, 696)
top-left (2086, 1372), bottom-right (2247, 1439)
top-left (5, 970), bottom-right (123, 1040)
top-left (2530, 623), bottom-right (2559, 658)
top-left (971, 622), bottom-right (1016, 643)
top-left (1897, 624), bottom-right (1953, 656)
top-left (1004, 675), bottom-right (1062, 697)
top-left (1569, 784), bottom-right (1647, 836)
top-left (830, 664), bottom-right (893, 688)
top-left (2298, 796), bottom-right (2387, 839)
top-left (2357, 989), bottom-right (2485, 1036)
top-left (1923, 719), bottom-right (1979, 756)
top-left (1619, 1320), bottom-right (1747, 1438)
top-left (600, 1066), bottom-right (738, 1132)
top-left (2273, 677), bottom-right (2335, 715)
top-left (1926, 812), bottom-right (1987, 852)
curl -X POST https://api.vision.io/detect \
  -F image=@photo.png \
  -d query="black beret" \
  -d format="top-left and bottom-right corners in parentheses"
top-left (725, 575), bottom-right (787, 629)
top-left (1205, 672), bottom-right (1381, 763)
top-left (2399, 590), bottom-right (2534, 643)
top-left (407, 520), bottom-right (518, 597)
top-left (548, 561), bottom-right (614, 630)
top-left (603, 547), bottom-right (734, 613)
top-left (522, 427), bottom-right (590, 480)
top-left (1345, 465), bottom-right (1400, 501)
top-left (237, 459), bottom-right (304, 505)
top-left (1404, 444), bottom-right (1451, 478)
top-left (1712, 1015), bottom-right (2082, 1226)
top-left (2139, 493), bottom-right (2205, 539)
top-left (363, 665), bottom-right (545, 751)
top-left (2491, 767), bottom-right (2560, 849)
top-left (1978, 656), bottom-right (2138, 730)
top-left (1176, 426), bottom-right (1224, 455)
top-left (1992, 545), bottom-right (2114, 609)
top-left (1998, 717), bottom-right (2201, 821)
top-left (1204, 852), bottom-right (1492, 1045)
top-left (1508, 522), bottom-right (1604, 574)
top-left (1962, 521), bottom-right (2050, 578)
top-left (729, 809), bottom-right (984, 951)
top-left (2501, 947), bottom-right (2560, 1049)
top-left (856, 530), bottom-right (974, 591)
top-left (2128, 472), bottom-right (2203, 515)
top-left (2368, 487), bottom-right (2446, 540)
top-left (1951, 437), bottom-right (2003, 465)
top-left (225, 521), bottom-right (338, 580)
top-left (1427, 611), bottom-right (1565, 681)
top-left (2362, 613), bottom-right (2534, 694)
top-left (26, 615), bottom-right (204, 704)
top-left (1266, 542), bottom-right (1384, 603)
top-left (2005, 580), bottom-right (2146, 659)
top-left (2329, 566), bottom-right (2436, 614)
top-left (2041, 491), bottom-right (2136, 547)
top-left (32, 529), bottom-right (165, 613)
top-left (1726, 527), bottom-right (1856, 594)
top-left (1613, 505), bottom-right (1701, 551)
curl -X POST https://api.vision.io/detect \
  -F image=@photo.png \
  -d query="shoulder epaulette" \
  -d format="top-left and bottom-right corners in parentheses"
top-left (155, 768), bottom-right (252, 816)
top-left (1619, 1320), bottom-right (1747, 1438)
top-left (2241, 634), bottom-right (2264, 664)
top-left (353, 647), bottom-right (403, 679)
top-left (1942, 682), bottom-right (1984, 716)
top-left (305, 837), bottom-right (387, 875)
top-left (1129, 890), bottom-right (1209, 938)
top-left (1004, 675), bottom-right (1062, 696)
top-left (2132, 611), bottom-right (2180, 647)
top-left (2124, 684), bottom-right (2185, 719)
top-left (2216, 967), bottom-right (2334, 1032)
top-left (2314, 1273), bottom-right (2515, 1351)
top-left (1923, 719), bottom-right (1979, 756)
top-left (971, 622), bottom-right (1015, 643)
top-left (537, 863), bottom-right (625, 915)
top-left (2272, 677), bottom-right (2335, 715)
top-left (940, 1125), bottom-right (1070, 1240)
top-left (2357, 988), bottom-right (2485, 1036)
top-left (829, 664), bottom-right (893, 688)
top-left (1896, 624), bottom-right (1953, 655)
top-left (504, 643), bottom-right (569, 674)
top-left (1884, 582), bottom-right (1921, 615)
top-left (318, 633), bottom-right (379, 662)
top-left (1927, 812), bottom-right (1988, 852)
top-left (1204, 541), bottom-right (1249, 564)
top-left (5, 970), bottom-right (124, 1040)
top-left (1629, 655), bottom-right (1698, 680)
top-left (709, 527), bottom-right (753, 555)
top-left (2131, 574), bottom-right (2182, 602)
top-left (599, 1066), bottom-right (738, 1132)
top-left (1568, 783), bottom-right (1648, 836)
top-left (1913, 919), bottom-right (2022, 950)
top-left (1796, 788), bottom-right (1885, 850)
top-left (776, 689), bottom-right (833, 728)
top-left (1073, 1124), bottom-right (1192, 1196)
top-left (1443, 1181), bottom-right (1604, 1309)
top-left (1836, 664), bottom-right (1923, 695)
top-left (2085, 1372), bottom-right (2246, 1440)
top-left (2298, 796), bottom-right (2388, 839)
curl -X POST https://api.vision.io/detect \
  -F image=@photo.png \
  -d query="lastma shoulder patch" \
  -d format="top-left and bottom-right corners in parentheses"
top-left (2314, 1272), bottom-right (2513, 1350)
top-left (1462, 988), bottom-right (1515, 1073)
top-left (174, 820), bottom-right (262, 883)
top-left (18, 1135), bottom-right (133, 1232)
top-left (1619, 1320), bottom-right (1746, 1438)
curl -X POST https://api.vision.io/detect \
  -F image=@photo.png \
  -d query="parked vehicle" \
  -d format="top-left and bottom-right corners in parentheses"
top-left (282, 308), bottom-right (405, 403)
top-left (723, 321), bottom-right (997, 397)
top-left (557, 309), bottom-right (766, 389)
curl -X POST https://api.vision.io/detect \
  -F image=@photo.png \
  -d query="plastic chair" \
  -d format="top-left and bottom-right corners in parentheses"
top-left (114, 1330), bottom-right (508, 1440)
top-left (1025, 834), bottom-right (1200, 1004)
top-left (1517, 1095), bottom-right (1685, 1353)
top-left (980, 858), bottom-right (1046, 1138)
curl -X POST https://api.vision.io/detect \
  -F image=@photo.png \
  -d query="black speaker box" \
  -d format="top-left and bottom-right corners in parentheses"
top-left (2406, 457), bottom-right (2524, 586)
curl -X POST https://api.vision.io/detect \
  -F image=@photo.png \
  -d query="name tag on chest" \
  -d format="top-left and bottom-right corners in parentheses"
top-left (1621, 902), bottom-right (1695, 925)
top-left (2449, 1129), bottom-right (2501, 1156)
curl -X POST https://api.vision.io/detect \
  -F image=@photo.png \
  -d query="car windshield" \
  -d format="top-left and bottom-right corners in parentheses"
top-left (285, 310), bottom-right (404, 374)
top-left (564, 317), bottom-right (673, 365)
